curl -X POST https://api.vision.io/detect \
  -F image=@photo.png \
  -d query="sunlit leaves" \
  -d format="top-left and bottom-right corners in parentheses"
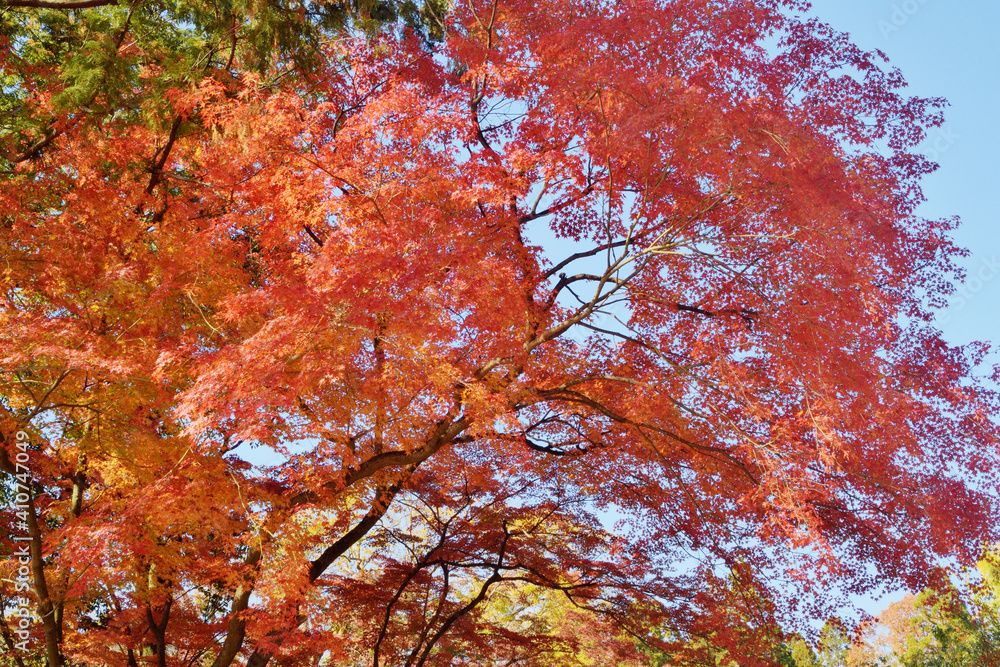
top-left (2, 0), bottom-right (999, 666)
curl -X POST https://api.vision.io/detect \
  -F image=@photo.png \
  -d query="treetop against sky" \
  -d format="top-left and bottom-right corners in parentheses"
top-left (1, 0), bottom-right (999, 666)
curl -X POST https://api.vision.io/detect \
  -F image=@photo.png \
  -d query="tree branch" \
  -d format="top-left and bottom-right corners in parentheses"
top-left (9, 128), bottom-right (60, 163)
top-left (25, 487), bottom-right (65, 667)
top-left (207, 545), bottom-right (263, 667)
top-left (0, 611), bottom-right (28, 667)
top-left (414, 523), bottom-right (510, 667)
top-left (243, 476), bottom-right (412, 667)
top-left (308, 477), bottom-right (407, 582)
top-left (146, 116), bottom-right (184, 195)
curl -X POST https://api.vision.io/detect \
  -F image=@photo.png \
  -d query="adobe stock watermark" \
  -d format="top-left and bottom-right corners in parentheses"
top-left (939, 255), bottom-right (1000, 325)
top-left (4, 430), bottom-right (35, 652)
top-left (878, 0), bottom-right (934, 38)
top-left (925, 125), bottom-right (959, 163)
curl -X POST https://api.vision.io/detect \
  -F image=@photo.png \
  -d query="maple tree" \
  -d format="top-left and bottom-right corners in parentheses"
top-left (2, 0), bottom-right (1000, 664)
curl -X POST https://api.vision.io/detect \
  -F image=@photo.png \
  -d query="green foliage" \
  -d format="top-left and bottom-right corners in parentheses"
top-left (0, 0), bottom-right (446, 171)
top-left (845, 556), bottom-right (1000, 667)
top-left (892, 591), bottom-right (979, 667)
top-left (784, 621), bottom-right (853, 667)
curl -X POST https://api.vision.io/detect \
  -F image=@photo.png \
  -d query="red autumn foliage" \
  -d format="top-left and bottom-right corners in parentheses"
top-left (2, 0), bottom-right (999, 665)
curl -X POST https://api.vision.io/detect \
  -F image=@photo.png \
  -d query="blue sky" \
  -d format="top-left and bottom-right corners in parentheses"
top-left (806, 0), bottom-right (1000, 357)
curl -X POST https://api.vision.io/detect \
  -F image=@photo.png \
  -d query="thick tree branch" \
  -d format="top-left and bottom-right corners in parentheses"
top-left (145, 595), bottom-right (171, 667)
top-left (69, 466), bottom-right (86, 517)
top-left (25, 489), bottom-right (65, 667)
top-left (145, 116), bottom-right (184, 195)
top-left (9, 128), bottom-right (60, 163)
top-left (0, 406), bottom-right (67, 666)
top-left (284, 414), bottom-right (471, 509)
top-left (308, 477), bottom-right (407, 582)
top-left (245, 472), bottom-right (417, 667)
top-left (217, 412), bottom-right (470, 667)
top-left (207, 545), bottom-right (262, 667)
top-left (303, 225), bottom-right (324, 247)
